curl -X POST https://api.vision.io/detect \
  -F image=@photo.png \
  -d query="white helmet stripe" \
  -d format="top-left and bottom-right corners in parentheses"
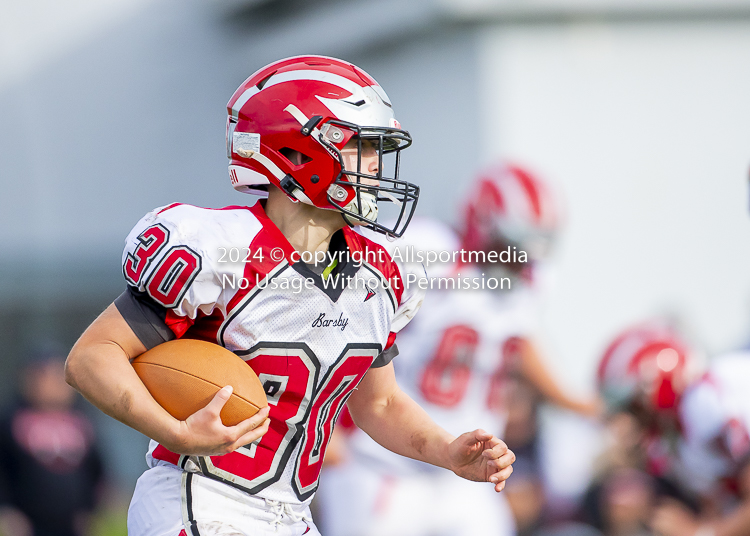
top-left (263, 69), bottom-right (369, 100)
top-left (503, 171), bottom-right (536, 225)
top-left (230, 86), bottom-right (260, 121)
top-left (605, 333), bottom-right (649, 383)
top-left (231, 69), bottom-right (385, 120)
top-left (370, 84), bottom-right (392, 106)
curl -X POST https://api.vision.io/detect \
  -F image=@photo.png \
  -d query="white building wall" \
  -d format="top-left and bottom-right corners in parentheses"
top-left (478, 20), bottom-right (750, 389)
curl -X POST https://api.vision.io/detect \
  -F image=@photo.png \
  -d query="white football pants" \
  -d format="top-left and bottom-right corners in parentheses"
top-left (128, 464), bottom-right (320, 536)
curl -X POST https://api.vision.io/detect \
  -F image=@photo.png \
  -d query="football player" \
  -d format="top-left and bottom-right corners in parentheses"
top-left (317, 163), bottom-right (598, 536)
top-left (597, 323), bottom-right (750, 536)
top-left (64, 56), bottom-right (515, 536)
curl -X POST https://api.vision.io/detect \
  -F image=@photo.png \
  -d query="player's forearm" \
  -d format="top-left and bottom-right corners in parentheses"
top-left (348, 387), bottom-right (455, 470)
top-left (520, 341), bottom-right (599, 416)
top-left (65, 305), bottom-right (184, 449)
top-left (66, 339), bottom-right (181, 447)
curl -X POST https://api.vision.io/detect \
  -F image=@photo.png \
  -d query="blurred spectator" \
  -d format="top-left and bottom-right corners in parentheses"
top-left (502, 361), bottom-right (604, 536)
top-left (583, 467), bottom-right (656, 536)
top-left (535, 523), bottom-right (604, 536)
top-left (504, 456), bottom-right (546, 536)
top-left (0, 346), bottom-right (105, 536)
top-left (600, 468), bottom-right (653, 536)
top-left (502, 375), bottom-right (546, 536)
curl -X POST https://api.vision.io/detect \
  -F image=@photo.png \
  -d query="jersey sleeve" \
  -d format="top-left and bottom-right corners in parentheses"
top-left (678, 377), bottom-right (750, 492)
top-left (354, 229), bottom-right (426, 369)
top-left (390, 258), bottom-right (426, 333)
top-left (114, 287), bottom-right (176, 349)
top-left (117, 204), bottom-right (253, 346)
top-left (679, 380), bottom-right (726, 448)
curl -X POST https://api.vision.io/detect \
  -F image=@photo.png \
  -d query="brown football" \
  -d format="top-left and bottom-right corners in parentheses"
top-left (132, 339), bottom-right (268, 426)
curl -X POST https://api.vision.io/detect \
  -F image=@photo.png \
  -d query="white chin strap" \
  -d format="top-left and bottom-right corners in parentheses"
top-left (344, 191), bottom-right (378, 224)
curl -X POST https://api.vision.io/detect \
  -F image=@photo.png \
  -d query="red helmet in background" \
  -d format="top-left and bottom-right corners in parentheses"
top-left (226, 55), bottom-right (418, 237)
top-left (461, 163), bottom-right (559, 260)
top-left (597, 323), bottom-right (696, 418)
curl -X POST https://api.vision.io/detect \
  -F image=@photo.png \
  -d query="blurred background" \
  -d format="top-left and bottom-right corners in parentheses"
top-left (2, 0), bottom-right (750, 533)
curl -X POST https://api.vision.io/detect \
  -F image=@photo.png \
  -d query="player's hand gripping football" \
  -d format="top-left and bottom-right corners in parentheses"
top-left (172, 386), bottom-right (270, 456)
top-left (448, 429), bottom-right (515, 492)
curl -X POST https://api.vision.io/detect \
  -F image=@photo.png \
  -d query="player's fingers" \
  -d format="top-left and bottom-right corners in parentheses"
top-left (229, 406), bottom-right (270, 435)
top-left (487, 449), bottom-right (515, 471)
top-left (473, 429), bottom-right (493, 442)
top-left (488, 464), bottom-right (513, 487)
top-left (203, 385), bottom-right (233, 416)
top-left (233, 416), bottom-right (271, 449)
top-left (482, 440), bottom-right (510, 460)
top-left (489, 463), bottom-right (513, 481)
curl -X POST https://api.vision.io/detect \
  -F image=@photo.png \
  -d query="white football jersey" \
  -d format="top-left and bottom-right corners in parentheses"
top-left (677, 351), bottom-right (750, 495)
top-left (349, 218), bottom-right (539, 474)
top-left (118, 202), bottom-right (423, 507)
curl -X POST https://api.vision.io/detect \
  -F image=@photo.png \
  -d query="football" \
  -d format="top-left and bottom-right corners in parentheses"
top-left (132, 339), bottom-right (268, 426)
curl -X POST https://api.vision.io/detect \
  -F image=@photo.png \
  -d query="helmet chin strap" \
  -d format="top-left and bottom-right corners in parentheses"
top-left (342, 191), bottom-right (378, 226)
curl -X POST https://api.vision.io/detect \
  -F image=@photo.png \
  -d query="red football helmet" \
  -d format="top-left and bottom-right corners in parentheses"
top-left (461, 163), bottom-right (559, 260)
top-left (226, 55), bottom-right (418, 237)
top-left (597, 323), bottom-right (694, 418)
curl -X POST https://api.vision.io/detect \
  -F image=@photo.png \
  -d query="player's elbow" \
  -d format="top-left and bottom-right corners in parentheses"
top-left (64, 353), bottom-right (79, 390)
top-left (64, 341), bottom-right (87, 391)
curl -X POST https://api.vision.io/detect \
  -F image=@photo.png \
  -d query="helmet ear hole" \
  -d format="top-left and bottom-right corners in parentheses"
top-left (279, 147), bottom-right (312, 167)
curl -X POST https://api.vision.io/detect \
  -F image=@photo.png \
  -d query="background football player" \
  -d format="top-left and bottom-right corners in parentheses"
top-left (318, 163), bottom-right (598, 536)
top-left (64, 56), bottom-right (515, 536)
top-left (596, 323), bottom-right (750, 536)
